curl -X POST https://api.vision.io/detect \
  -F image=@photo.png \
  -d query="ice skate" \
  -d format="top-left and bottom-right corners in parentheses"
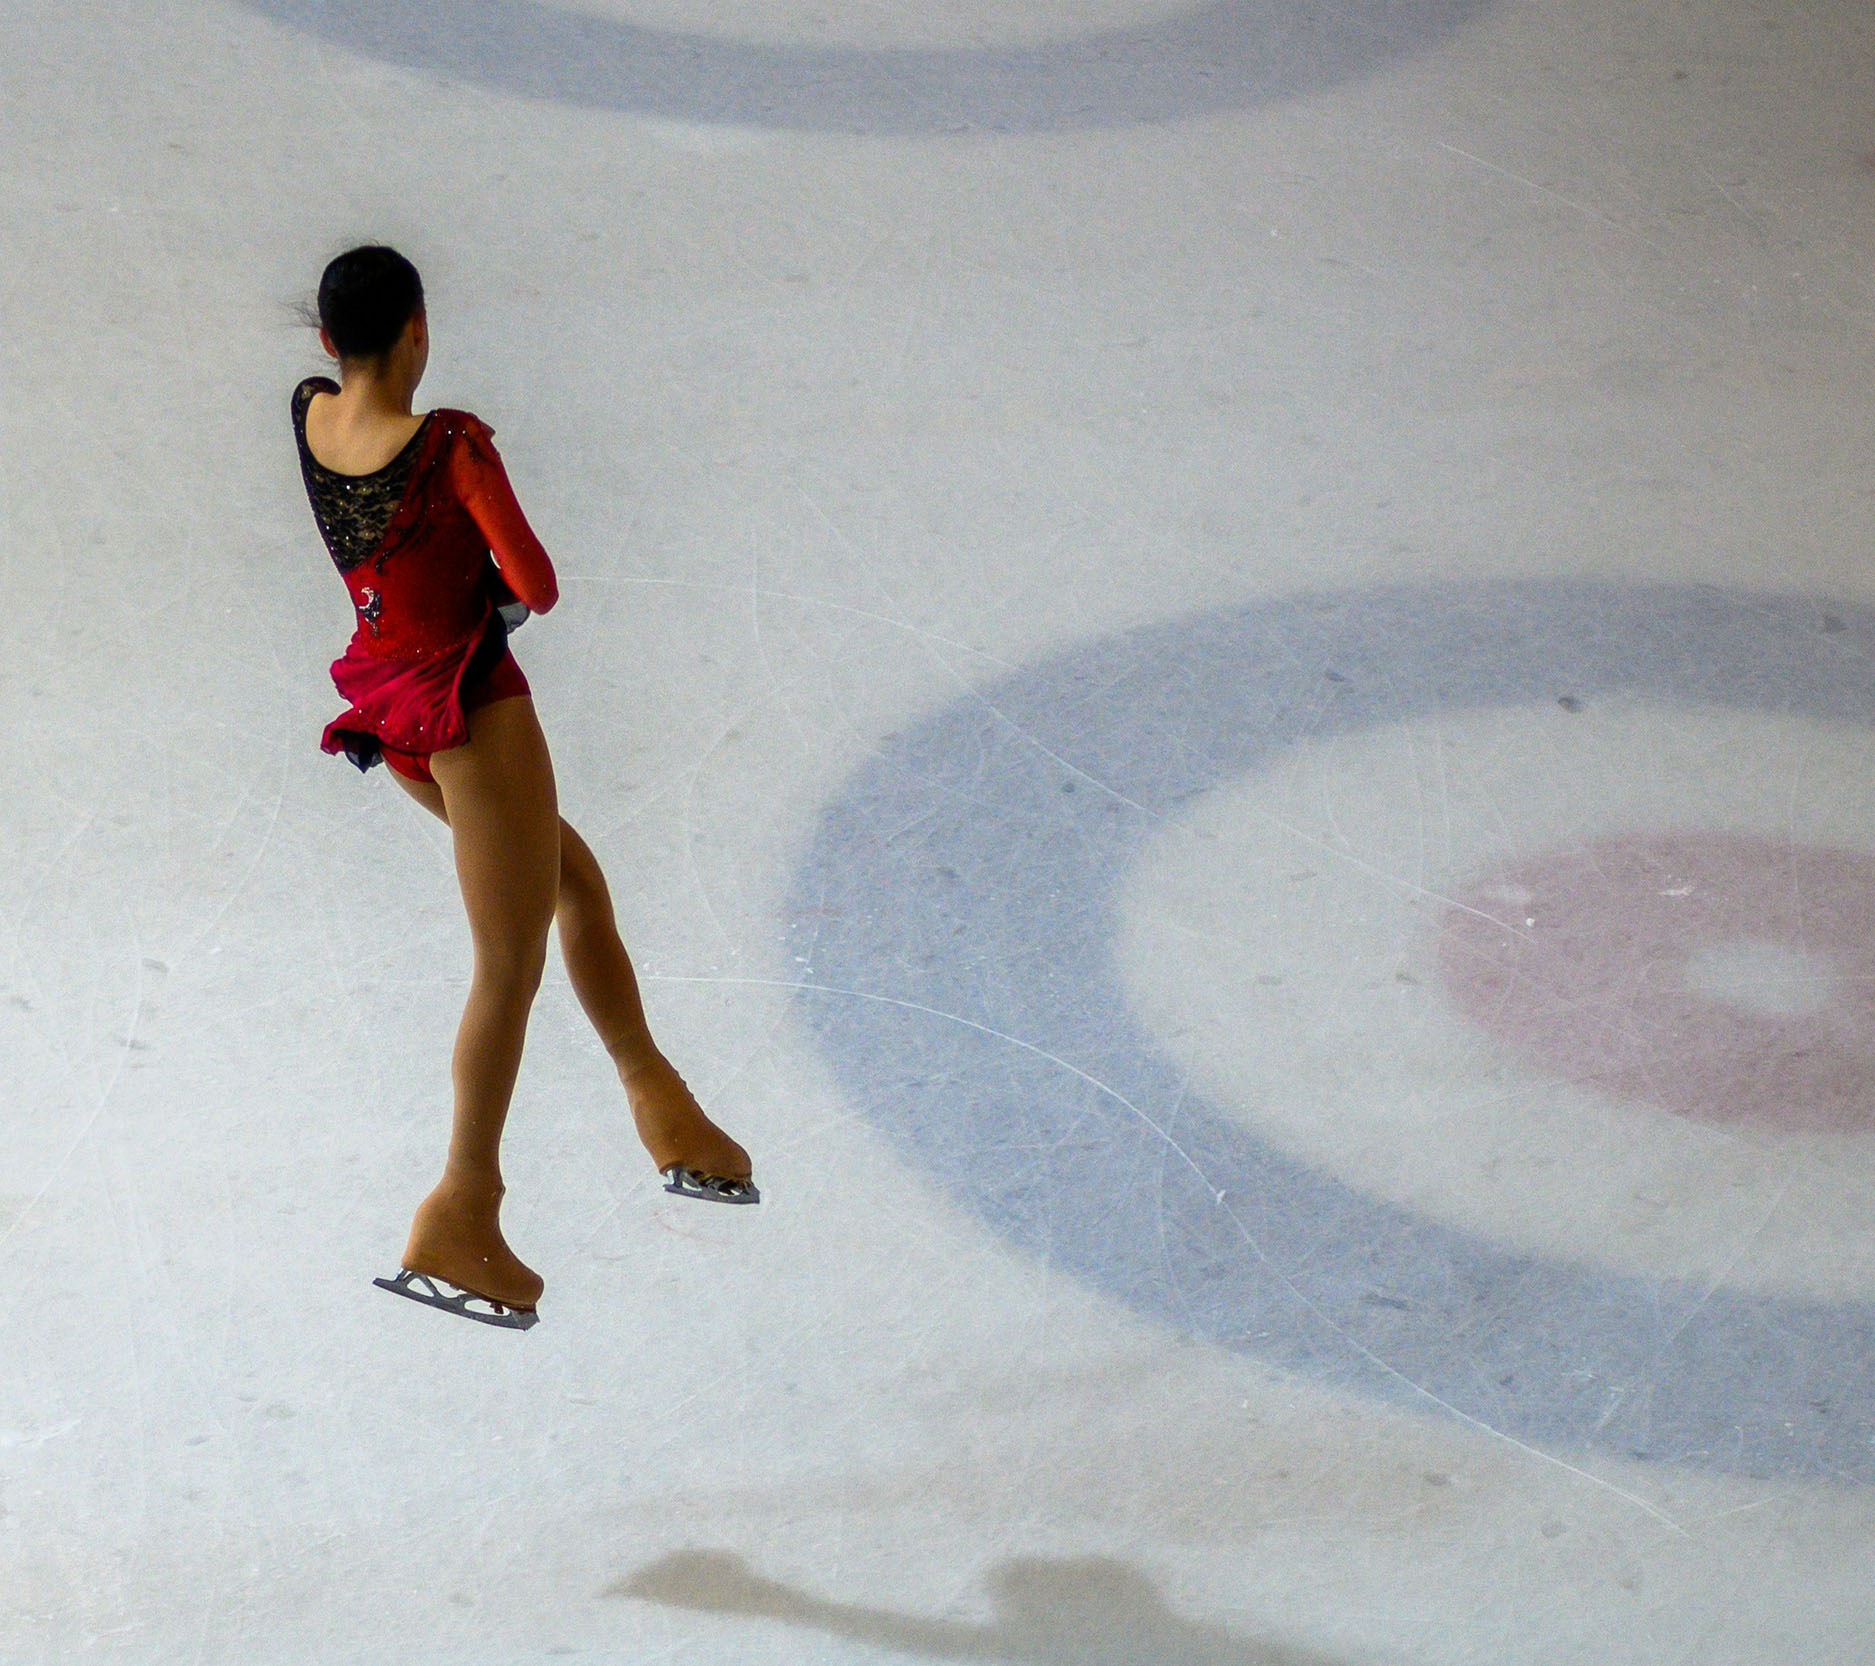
top-left (397, 1180), bottom-right (546, 1316)
top-left (373, 1267), bottom-right (539, 1329)
top-left (624, 1054), bottom-right (760, 1205)
top-left (660, 1165), bottom-right (761, 1205)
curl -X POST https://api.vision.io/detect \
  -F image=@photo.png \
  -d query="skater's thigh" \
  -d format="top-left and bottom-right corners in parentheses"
top-left (400, 752), bottom-right (604, 907)
top-left (429, 697), bottom-right (561, 957)
top-left (390, 767), bottom-right (449, 823)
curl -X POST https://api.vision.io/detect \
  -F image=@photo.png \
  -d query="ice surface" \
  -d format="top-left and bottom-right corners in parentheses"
top-left (3, 0), bottom-right (1874, 1661)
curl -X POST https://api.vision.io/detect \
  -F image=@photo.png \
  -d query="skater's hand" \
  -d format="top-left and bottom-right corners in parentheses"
top-left (487, 559), bottom-right (532, 632)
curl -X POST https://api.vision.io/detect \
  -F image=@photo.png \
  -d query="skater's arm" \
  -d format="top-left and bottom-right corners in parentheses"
top-left (453, 426), bottom-right (559, 615)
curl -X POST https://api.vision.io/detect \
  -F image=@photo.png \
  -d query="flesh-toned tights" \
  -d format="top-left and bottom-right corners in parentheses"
top-left (396, 695), bottom-right (749, 1310)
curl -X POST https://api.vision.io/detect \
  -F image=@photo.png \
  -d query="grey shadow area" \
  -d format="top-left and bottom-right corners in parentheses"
top-left (615, 1549), bottom-right (1359, 1665)
top-left (786, 581), bottom-right (1875, 1483)
top-left (237, 0), bottom-right (1494, 135)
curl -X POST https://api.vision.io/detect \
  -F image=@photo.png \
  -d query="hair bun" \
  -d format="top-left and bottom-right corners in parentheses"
top-left (317, 245), bottom-right (424, 361)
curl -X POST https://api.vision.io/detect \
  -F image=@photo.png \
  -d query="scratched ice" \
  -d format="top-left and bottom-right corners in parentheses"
top-left (2, 0), bottom-right (1872, 1662)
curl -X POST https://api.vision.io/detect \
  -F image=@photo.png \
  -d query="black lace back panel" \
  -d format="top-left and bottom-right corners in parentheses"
top-left (292, 378), bottom-right (431, 573)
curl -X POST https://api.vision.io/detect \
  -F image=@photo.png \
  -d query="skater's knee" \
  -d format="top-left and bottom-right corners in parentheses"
top-left (474, 929), bottom-right (551, 999)
top-left (557, 823), bottom-right (614, 921)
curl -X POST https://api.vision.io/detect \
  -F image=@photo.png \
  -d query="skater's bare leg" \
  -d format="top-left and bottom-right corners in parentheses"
top-left (392, 775), bottom-right (750, 1182)
top-left (402, 695), bottom-right (559, 1310)
top-left (555, 822), bottom-right (751, 1181)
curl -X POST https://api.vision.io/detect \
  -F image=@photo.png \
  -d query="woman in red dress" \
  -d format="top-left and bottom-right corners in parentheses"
top-left (294, 246), bottom-right (756, 1329)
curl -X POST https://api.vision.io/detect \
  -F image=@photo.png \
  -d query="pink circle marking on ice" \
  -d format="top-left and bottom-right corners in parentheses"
top-left (1438, 833), bottom-right (1875, 1133)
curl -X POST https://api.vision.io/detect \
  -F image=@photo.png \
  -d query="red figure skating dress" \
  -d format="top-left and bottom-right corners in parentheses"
top-left (292, 378), bottom-right (558, 782)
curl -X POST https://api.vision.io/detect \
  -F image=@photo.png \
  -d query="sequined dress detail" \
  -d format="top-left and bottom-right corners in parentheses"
top-left (292, 378), bottom-right (426, 577)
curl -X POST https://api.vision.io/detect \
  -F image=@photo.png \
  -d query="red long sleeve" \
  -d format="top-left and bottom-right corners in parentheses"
top-left (450, 427), bottom-right (559, 614)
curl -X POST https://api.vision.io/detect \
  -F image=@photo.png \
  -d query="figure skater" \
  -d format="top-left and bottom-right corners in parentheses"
top-left (291, 245), bottom-right (756, 1330)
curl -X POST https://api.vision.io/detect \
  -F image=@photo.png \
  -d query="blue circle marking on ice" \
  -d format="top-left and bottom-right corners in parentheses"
top-left (788, 580), bottom-right (1875, 1482)
top-left (237, 0), bottom-right (1491, 134)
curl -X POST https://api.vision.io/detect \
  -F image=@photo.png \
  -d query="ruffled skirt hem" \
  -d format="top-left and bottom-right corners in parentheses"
top-left (321, 613), bottom-right (520, 773)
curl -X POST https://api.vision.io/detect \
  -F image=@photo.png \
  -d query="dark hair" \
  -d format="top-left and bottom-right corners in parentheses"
top-left (316, 245), bottom-right (424, 361)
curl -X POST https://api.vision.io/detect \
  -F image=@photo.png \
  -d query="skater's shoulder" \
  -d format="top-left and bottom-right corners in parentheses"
top-left (291, 375), bottom-right (339, 421)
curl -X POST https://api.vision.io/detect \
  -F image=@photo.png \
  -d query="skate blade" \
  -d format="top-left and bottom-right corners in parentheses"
top-left (661, 1165), bottom-right (761, 1206)
top-left (373, 1268), bottom-right (539, 1330)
